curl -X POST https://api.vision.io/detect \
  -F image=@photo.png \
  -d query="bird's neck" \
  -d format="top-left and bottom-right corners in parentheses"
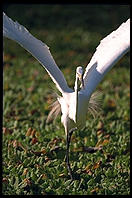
top-left (74, 76), bottom-right (79, 123)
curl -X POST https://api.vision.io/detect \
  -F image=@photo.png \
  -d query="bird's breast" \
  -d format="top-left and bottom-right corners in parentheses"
top-left (76, 92), bottom-right (89, 129)
top-left (59, 92), bottom-right (89, 131)
top-left (68, 92), bottom-right (89, 129)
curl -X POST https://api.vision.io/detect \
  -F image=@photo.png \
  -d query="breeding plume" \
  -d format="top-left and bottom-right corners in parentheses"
top-left (3, 12), bottom-right (130, 180)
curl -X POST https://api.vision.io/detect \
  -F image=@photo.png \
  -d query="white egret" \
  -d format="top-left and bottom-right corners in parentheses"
top-left (3, 12), bottom-right (130, 180)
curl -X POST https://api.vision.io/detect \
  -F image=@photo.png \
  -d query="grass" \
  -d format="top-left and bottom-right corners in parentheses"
top-left (3, 5), bottom-right (130, 195)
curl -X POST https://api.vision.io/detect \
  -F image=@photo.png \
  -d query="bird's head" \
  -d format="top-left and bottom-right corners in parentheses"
top-left (76, 66), bottom-right (84, 89)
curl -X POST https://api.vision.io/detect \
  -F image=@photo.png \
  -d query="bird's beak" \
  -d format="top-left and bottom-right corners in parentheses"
top-left (78, 74), bottom-right (84, 89)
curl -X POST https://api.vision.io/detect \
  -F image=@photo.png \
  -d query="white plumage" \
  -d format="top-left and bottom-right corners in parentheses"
top-left (83, 18), bottom-right (130, 96)
top-left (3, 12), bottom-right (71, 94)
top-left (3, 12), bottom-right (130, 179)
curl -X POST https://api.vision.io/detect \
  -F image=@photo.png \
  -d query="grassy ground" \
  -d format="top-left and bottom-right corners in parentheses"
top-left (3, 5), bottom-right (130, 195)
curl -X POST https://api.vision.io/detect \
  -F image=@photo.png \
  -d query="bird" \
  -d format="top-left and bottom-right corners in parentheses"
top-left (3, 12), bottom-right (130, 180)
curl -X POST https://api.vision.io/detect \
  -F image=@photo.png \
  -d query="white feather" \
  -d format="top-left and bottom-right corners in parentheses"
top-left (83, 19), bottom-right (130, 97)
top-left (3, 12), bottom-right (72, 94)
top-left (3, 13), bottom-right (130, 131)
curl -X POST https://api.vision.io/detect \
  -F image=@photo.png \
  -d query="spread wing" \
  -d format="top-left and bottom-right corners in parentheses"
top-left (3, 12), bottom-right (72, 94)
top-left (82, 19), bottom-right (130, 97)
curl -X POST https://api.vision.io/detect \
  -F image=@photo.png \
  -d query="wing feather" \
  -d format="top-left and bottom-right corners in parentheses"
top-left (83, 19), bottom-right (130, 97)
top-left (3, 12), bottom-right (72, 93)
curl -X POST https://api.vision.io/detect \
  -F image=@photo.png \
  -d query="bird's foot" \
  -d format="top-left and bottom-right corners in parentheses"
top-left (82, 146), bottom-right (103, 153)
top-left (66, 159), bottom-right (73, 180)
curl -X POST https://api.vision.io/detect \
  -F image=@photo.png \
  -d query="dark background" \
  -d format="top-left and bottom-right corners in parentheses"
top-left (3, 4), bottom-right (130, 33)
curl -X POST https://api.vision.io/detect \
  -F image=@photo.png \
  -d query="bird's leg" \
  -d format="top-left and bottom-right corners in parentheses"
top-left (66, 127), bottom-right (77, 180)
top-left (66, 131), bottom-right (73, 180)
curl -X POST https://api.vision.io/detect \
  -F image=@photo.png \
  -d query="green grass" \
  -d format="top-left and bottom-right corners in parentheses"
top-left (3, 6), bottom-right (130, 195)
